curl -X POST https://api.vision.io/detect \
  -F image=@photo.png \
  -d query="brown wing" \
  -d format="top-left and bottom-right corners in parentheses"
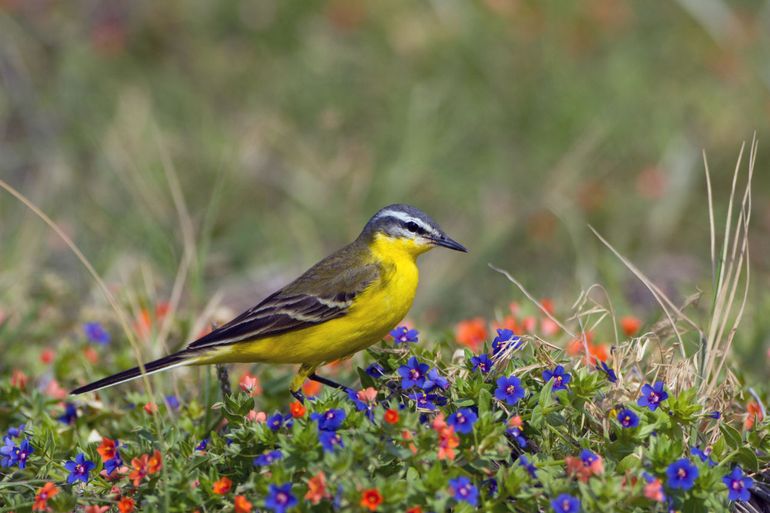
top-left (186, 242), bottom-right (380, 351)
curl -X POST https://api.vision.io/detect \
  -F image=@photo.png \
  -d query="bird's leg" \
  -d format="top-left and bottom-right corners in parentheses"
top-left (309, 373), bottom-right (356, 395)
top-left (216, 364), bottom-right (231, 398)
top-left (290, 363), bottom-right (317, 404)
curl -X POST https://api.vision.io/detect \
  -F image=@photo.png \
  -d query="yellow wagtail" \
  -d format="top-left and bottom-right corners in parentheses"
top-left (71, 204), bottom-right (467, 401)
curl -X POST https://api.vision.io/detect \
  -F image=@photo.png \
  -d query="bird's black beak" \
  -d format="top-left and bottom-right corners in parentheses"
top-left (434, 235), bottom-right (468, 253)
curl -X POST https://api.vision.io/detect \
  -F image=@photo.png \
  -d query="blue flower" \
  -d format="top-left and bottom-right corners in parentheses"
top-left (195, 439), bottom-right (208, 452)
top-left (397, 356), bottom-right (429, 389)
top-left (494, 375), bottom-right (525, 405)
top-left (6, 425), bottom-right (25, 439)
top-left (318, 431), bottom-right (344, 453)
top-left (409, 391), bottom-right (438, 411)
top-left (637, 381), bottom-right (668, 411)
top-left (596, 360), bottom-right (617, 383)
top-left (0, 438), bottom-right (20, 467)
top-left (104, 453), bottom-right (123, 475)
top-left (690, 446), bottom-right (716, 467)
top-left (448, 408), bottom-right (478, 434)
top-left (707, 411), bottom-right (721, 420)
top-left (666, 459), bottom-right (699, 490)
top-left (579, 449), bottom-right (599, 467)
top-left (83, 322), bottom-right (110, 345)
top-left (390, 326), bottom-right (419, 344)
top-left (16, 439), bottom-right (33, 469)
top-left (517, 455), bottom-right (537, 478)
top-left (617, 408), bottom-right (639, 428)
top-left (253, 450), bottom-right (283, 466)
top-left (723, 466), bottom-right (753, 501)
top-left (470, 354), bottom-right (493, 374)
top-left (58, 403), bottom-right (78, 425)
top-left (551, 494), bottom-right (581, 513)
top-left (165, 395), bottom-right (180, 410)
top-left (449, 476), bottom-right (478, 506)
top-left (64, 453), bottom-right (95, 484)
top-left (492, 329), bottom-right (520, 356)
top-left (423, 368), bottom-right (449, 392)
top-left (311, 409), bottom-right (346, 432)
top-left (365, 362), bottom-right (385, 378)
top-left (267, 413), bottom-right (284, 431)
top-left (507, 426), bottom-right (527, 448)
top-left (265, 483), bottom-right (297, 513)
top-left (542, 365), bottom-right (571, 391)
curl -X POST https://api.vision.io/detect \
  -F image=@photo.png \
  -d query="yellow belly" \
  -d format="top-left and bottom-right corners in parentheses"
top-left (203, 248), bottom-right (419, 365)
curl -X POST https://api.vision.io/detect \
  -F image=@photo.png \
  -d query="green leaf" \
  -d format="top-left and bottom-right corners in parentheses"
top-left (720, 424), bottom-right (743, 449)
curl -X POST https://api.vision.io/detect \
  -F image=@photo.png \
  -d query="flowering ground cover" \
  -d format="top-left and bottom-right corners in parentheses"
top-left (1, 290), bottom-right (768, 512)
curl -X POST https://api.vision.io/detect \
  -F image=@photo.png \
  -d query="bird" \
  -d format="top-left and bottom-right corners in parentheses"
top-left (71, 204), bottom-right (467, 401)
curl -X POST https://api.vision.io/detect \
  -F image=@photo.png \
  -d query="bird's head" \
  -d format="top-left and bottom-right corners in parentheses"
top-left (361, 204), bottom-right (467, 257)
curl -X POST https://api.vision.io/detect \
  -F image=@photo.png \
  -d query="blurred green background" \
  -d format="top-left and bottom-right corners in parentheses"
top-left (1, 0), bottom-right (769, 371)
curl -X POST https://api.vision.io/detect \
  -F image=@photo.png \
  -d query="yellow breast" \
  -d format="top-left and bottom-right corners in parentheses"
top-left (210, 234), bottom-right (425, 365)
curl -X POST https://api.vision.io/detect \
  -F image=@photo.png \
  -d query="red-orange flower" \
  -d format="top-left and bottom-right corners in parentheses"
top-left (129, 455), bottom-right (148, 487)
top-left (83, 346), bottom-right (99, 364)
top-left (97, 438), bottom-right (118, 461)
top-left (384, 409), bottom-right (399, 424)
top-left (33, 482), bottom-right (59, 511)
top-left (117, 497), bottom-right (135, 513)
top-left (290, 401), bottom-right (306, 418)
top-left (565, 452), bottom-right (604, 482)
top-left (303, 380), bottom-right (322, 397)
top-left (212, 476), bottom-right (232, 495)
top-left (147, 450), bottom-right (162, 474)
top-left (40, 348), bottom-right (55, 364)
top-left (84, 505), bottom-right (109, 513)
top-left (437, 426), bottom-right (460, 461)
top-left (305, 471), bottom-right (328, 505)
top-left (620, 316), bottom-right (642, 337)
top-left (239, 373), bottom-right (262, 396)
top-left (143, 402), bottom-right (158, 415)
top-left (746, 401), bottom-right (764, 430)
top-left (10, 369), bottom-right (28, 389)
top-left (455, 317), bottom-right (487, 352)
top-left (234, 495), bottom-right (253, 513)
top-left (406, 507), bottom-right (423, 513)
top-left (360, 488), bottom-right (383, 511)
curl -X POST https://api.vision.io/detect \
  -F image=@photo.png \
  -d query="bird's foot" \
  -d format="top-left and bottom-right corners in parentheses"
top-left (291, 389), bottom-right (306, 404)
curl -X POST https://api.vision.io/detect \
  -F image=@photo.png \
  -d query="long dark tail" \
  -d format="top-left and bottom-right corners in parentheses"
top-left (70, 351), bottom-right (193, 395)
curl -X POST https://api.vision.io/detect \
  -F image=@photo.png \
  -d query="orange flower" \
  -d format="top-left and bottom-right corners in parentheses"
top-left (357, 387), bottom-right (378, 403)
top-left (84, 506), bottom-right (109, 513)
top-left (83, 346), bottom-right (99, 364)
top-left (303, 380), bottom-right (322, 397)
top-left (406, 507), bottom-right (423, 513)
top-left (437, 426), bottom-right (459, 461)
top-left (212, 476), bottom-right (232, 495)
top-left (455, 317), bottom-right (487, 352)
top-left (565, 453), bottom-right (604, 482)
top-left (384, 409), bottom-right (399, 424)
top-left (117, 497), bottom-right (135, 513)
top-left (401, 430), bottom-right (417, 454)
top-left (239, 373), bottom-right (262, 396)
top-left (129, 454), bottom-right (148, 486)
top-left (620, 316), bottom-right (642, 337)
top-left (40, 348), bottom-right (55, 364)
top-left (432, 412), bottom-right (448, 432)
top-left (245, 410), bottom-right (266, 423)
top-left (588, 343), bottom-right (609, 363)
top-left (540, 298), bottom-right (555, 314)
top-left (491, 315), bottom-right (518, 333)
top-left (10, 369), bottom-right (28, 389)
top-left (147, 450), bottom-right (162, 474)
top-left (360, 489), bottom-right (383, 511)
top-left (305, 471), bottom-right (328, 505)
top-left (33, 482), bottom-right (59, 511)
top-left (508, 416), bottom-right (523, 429)
top-left (745, 401), bottom-right (764, 430)
top-left (521, 316), bottom-right (537, 333)
top-left (540, 318), bottom-right (560, 336)
top-left (644, 477), bottom-right (665, 502)
top-left (290, 401), bottom-right (306, 418)
top-left (144, 402), bottom-right (158, 415)
top-left (97, 438), bottom-right (118, 462)
top-left (44, 379), bottom-right (67, 400)
top-left (234, 495), bottom-right (253, 513)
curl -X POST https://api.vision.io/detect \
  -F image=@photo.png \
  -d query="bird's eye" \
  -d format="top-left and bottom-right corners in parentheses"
top-left (405, 221), bottom-right (420, 233)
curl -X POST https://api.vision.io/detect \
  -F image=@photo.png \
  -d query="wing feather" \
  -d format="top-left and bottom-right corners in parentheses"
top-left (187, 251), bottom-right (380, 351)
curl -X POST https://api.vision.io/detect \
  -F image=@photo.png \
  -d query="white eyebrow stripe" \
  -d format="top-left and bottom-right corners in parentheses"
top-left (373, 210), bottom-right (438, 236)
